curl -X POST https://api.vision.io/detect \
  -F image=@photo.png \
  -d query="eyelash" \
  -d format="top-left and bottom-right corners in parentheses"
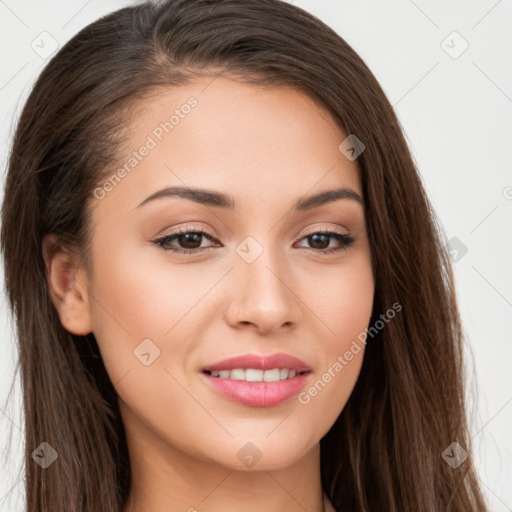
top-left (151, 227), bottom-right (355, 255)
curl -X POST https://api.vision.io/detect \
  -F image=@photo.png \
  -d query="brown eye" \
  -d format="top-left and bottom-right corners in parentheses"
top-left (153, 230), bottom-right (218, 254)
top-left (308, 233), bottom-right (330, 250)
top-left (295, 230), bottom-right (355, 254)
top-left (176, 232), bottom-right (204, 249)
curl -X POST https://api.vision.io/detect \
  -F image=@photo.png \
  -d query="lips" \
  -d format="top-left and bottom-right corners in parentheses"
top-left (200, 352), bottom-right (312, 407)
top-left (201, 353), bottom-right (312, 373)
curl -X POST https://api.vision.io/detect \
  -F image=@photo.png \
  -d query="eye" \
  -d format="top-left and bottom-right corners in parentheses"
top-left (152, 226), bottom-right (220, 254)
top-left (294, 229), bottom-right (355, 254)
top-left (151, 227), bottom-right (355, 255)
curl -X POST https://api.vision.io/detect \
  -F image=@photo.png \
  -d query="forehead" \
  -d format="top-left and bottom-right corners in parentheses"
top-left (94, 76), bottom-right (363, 216)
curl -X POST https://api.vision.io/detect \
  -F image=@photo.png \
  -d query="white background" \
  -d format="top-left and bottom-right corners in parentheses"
top-left (0, 0), bottom-right (511, 510)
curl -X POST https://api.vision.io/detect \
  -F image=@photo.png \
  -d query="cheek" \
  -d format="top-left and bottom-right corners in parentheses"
top-left (86, 240), bottom-right (227, 401)
top-left (295, 276), bottom-right (372, 435)
top-left (86, 248), bottom-right (205, 447)
top-left (296, 254), bottom-right (374, 421)
top-left (307, 252), bottom-right (375, 350)
top-left (88, 239), bottom-right (205, 342)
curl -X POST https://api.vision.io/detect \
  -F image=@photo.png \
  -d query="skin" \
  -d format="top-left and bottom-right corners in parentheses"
top-left (43, 76), bottom-right (375, 512)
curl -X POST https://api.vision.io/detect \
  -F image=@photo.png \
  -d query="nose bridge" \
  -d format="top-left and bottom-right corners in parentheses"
top-left (227, 234), bottom-right (301, 332)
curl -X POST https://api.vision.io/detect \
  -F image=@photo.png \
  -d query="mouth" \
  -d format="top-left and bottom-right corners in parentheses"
top-left (200, 353), bottom-right (312, 407)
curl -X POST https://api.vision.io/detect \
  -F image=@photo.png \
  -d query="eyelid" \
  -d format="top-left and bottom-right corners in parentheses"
top-left (162, 223), bottom-right (221, 241)
top-left (299, 224), bottom-right (350, 238)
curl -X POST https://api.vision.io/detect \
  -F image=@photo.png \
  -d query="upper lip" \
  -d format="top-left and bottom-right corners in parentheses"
top-left (202, 353), bottom-right (312, 373)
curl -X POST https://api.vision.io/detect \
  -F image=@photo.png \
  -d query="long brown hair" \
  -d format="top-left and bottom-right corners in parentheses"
top-left (1, 0), bottom-right (488, 510)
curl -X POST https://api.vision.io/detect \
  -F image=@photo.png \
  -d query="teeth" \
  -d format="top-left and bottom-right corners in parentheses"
top-left (230, 369), bottom-right (245, 380)
top-left (207, 368), bottom-right (302, 381)
top-left (245, 369), bottom-right (264, 381)
top-left (263, 368), bottom-right (281, 382)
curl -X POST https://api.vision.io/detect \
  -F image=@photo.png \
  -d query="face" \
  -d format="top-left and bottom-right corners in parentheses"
top-left (66, 76), bottom-right (374, 471)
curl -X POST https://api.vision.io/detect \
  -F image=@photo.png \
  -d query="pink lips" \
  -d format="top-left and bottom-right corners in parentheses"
top-left (202, 353), bottom-right (311, 373)
top-left (201, 353), bottom-right (312, 408)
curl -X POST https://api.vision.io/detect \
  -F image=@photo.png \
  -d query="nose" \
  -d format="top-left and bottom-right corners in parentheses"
top-left (224, 243), bottom-right (302, 335)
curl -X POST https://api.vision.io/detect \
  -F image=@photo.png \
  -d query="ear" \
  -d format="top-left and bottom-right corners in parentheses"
top-left (42, 233), bottom-right (93, 336)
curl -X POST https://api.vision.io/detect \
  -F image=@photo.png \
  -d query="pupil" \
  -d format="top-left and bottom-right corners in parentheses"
top-left (309, 234), bottom-right (328, 249)
top-left (180, 233), bottom-right (201, 248)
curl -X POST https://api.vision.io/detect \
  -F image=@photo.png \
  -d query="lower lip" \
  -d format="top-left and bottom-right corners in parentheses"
top-left (201, 372), bottom-right (310, 407)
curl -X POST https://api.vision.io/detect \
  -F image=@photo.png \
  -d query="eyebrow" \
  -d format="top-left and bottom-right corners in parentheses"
top-left (136, 185), bottom-right (364, 211)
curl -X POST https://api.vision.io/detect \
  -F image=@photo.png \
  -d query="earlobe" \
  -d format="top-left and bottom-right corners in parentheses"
top-left (42, 234), bottom-right (93, 336)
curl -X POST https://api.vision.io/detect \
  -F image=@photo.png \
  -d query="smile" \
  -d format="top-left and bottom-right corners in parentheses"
top-left (200, 353), bottom-right (312, 407)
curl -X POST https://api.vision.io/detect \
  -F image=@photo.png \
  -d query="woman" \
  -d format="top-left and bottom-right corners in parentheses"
top-left (0, 0), bottom-right (489, 510)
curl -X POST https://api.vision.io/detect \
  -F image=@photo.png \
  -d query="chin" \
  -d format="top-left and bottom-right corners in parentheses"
top-left (197, 435), bottom-right (317, 472)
